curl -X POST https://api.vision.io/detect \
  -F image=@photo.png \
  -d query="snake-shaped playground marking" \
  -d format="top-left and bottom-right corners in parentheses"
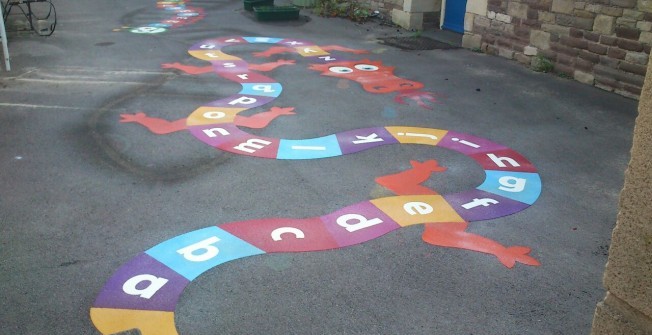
top-left (91, 36), bottom-right (542, 335)
top-left (125, 0), bottom-right (204, 34)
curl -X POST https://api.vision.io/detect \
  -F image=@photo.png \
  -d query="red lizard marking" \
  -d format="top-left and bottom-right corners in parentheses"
top-left (375, 160), bottom-right (540, 268)
top-left (120, 107), bottom-right (296, 133)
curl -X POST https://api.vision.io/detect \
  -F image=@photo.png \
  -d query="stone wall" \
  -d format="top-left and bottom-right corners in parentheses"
top-left (463, 0), bottom-right (652, 99)
top-left (590, 53), bottom-right (652, 334)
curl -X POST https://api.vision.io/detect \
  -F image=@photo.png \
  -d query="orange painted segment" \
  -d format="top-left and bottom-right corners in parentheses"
top-left (90, 308), bottom-right (178, 335)
top-left (375, 160), bottom-right (446, 196)
top-left (385, 127), bottom-right (447, 146)
top-left (186, 106), bottom-right (244, 126)
top-left (370, 195), bottom-right (464, 227)
top-left (294, 45), bottom-right (329, 57)
top-left (188, 50), bottom-right (242, 61)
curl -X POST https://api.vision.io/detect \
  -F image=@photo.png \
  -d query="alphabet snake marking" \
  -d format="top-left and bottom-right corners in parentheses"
top-left (91, 36), bottom-right (542, 334)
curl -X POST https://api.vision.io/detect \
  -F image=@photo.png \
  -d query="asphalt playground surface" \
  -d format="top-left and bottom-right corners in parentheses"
top-left (0, 1), bottom-right (640, 334)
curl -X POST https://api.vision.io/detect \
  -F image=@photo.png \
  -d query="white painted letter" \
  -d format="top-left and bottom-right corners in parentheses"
top-left (271, 227), bottom-right (305, 241)
top-left (122, 274), bottom-right (169, 299)
top-left (202, 127), bottom-right (230, 137)
top-left (352, 133), bottom-right (384, 144)
top-left (176, 236), bottom-right (221, 262)
top-left (487, 154), bottom-right (520, 168)
top-left (336, 214), bottom-right (383, 232)
top-left (404, 202), bottom-right (433, 215)
top-left (203, 111), bottom-right (226, 119)
top-left (233, 139), bottom-right (272, 153)
top-left (229, 96), bottom-right (257, 105)
top-left (498, 176), bottom-right (526, 192)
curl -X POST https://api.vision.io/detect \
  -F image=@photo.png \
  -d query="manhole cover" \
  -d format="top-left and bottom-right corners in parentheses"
top-left (380, 36), bottom-right (459, 50)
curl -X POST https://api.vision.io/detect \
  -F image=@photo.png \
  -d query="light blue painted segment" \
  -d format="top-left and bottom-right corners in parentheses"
top-left (277, 135), bottom-right (343, 159)
top-left (477, 170), bottom-right (542, 205)
top-left (239, 83), bottom-right (283, 97)
top-left (243, 37), bottom-right (284, 44)
top-left (145, 226), bottom-right (265, 280)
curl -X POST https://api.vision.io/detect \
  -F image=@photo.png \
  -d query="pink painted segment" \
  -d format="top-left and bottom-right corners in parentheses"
top-left (470, 149), bottom-right (537, 173)
top-left (206, 94), bottom-right (275, 108)
top-left (219, 217), bottom-right (339, 252)
top-left (217, 70), bottom-right (278, 84)
top-left (320, 201), bottom-right (401, 248)
top-left (437, 131), bottom-right (508, 155)
top-left (189, 37), bottom-right (247, 50)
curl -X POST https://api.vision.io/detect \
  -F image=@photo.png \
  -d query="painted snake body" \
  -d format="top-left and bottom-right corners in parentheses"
top-left (91, 36), bottom-right (542, 335)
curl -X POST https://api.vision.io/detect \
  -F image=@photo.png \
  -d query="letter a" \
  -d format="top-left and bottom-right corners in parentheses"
top-left (122, 274), bottom-right (169, 299)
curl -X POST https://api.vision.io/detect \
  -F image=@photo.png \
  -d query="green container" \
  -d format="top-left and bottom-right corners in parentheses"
top-left (254, 6), bottom-right (300, 20)
top-left (244, 0), bottom-right (273, 11)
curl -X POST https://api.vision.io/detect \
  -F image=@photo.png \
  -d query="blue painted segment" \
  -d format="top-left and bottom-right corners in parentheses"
top-left (145, 226), bottom-right (265, 280)
top-left (442, 0), bottom-right (468, 33)
top-left (243, 37), bottom-right (284, 44)
top-left (239, 83), bottom-right (283, 97)
top-left (477, 170), bottom-right (542, 205)
top-left (277, 135), bottom-right (343, 159)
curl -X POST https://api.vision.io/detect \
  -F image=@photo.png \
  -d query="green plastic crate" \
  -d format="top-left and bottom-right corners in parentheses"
top-left (244, 0), bottom-right (273, 11)
top-left (253, 6), bottom-right (300, 21)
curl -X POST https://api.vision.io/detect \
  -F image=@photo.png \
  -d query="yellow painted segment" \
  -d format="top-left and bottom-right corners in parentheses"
top-left (371, 195), bottom-right (464, 227)
top-left (188, 50), bottom-right (242, 61)
top-left (385, 127), bottom-right (447, 146)
top-left (90, 308), bottom-right (178, 335)
top-left (295, 46), bottom-right (329, 57)
top-left (186, 106), bottom-right (244, 126)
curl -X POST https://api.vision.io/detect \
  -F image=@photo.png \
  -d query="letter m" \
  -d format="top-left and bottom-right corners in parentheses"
top-left (233, 139), bottom-right (272, 153)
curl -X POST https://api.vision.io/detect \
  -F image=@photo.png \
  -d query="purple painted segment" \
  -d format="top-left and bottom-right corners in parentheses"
top-left (206, 94), bottom-right (275, 108)
top-left (321, 201), bottom-right (401, 247)
top-left (93, 253), bottom-right (189, 311)
top-left (336, 127), bottom-right (398, 155)
top-left (189, 37), bottom-right (246, 50)
top-left (443, 189), bottom-right (530, 222)
top-left (188, 123), bottom-right (241, 147)
top-left (438, 131), bottom-right (509, 156)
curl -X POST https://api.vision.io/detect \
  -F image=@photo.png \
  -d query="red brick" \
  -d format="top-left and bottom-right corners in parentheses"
top-left (609, 0), bottom-right (636, 8)
top-left (514, 25), bottom-right (530, 38)
top-left (540, 49), bottom-right (558, 61)
top-left (579, 50), bottom-right (601, 63)
top-left (619, 61), bottom-right (648, 75)
top-left (600, 55), bottom-right (620, 68)
top-left (553, 63), bottom-right (574, 75)
top-left (617, 38), bottom-right (644, 51)
top-left (497, 38), bottom-right (512, 48)
top-left (576, 58), bottom-right (595, 72)
top-left (561, 36), bottom-right (589, 49)
top-left (587, 42), bottom-right (608, 55)
top-left (615, 27), bottom-right (641, 40)
top-left (569, 28), bottom-right (584, 38)
top-left (552, 43), bottom-right (580, 56)
top-left (608, 47), bottom-right (627, 59)
top-left (601, 35), bottom-right (617, 46)
top-left (557, 53), bottom-right (575, 65)
top-left (584, 32), bottom-right (600, 42)
top-left (624, 84), bottom-right (642, 95)
top-left (594, 74), bottom-right (621, 88)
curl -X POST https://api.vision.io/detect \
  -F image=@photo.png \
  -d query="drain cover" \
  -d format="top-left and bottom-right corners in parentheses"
top-left (380, 36), bottom-right (459, 50)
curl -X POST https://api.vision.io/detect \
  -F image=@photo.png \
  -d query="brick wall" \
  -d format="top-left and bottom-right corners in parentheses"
top-left (463, 0), bottom-right (652, 99)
